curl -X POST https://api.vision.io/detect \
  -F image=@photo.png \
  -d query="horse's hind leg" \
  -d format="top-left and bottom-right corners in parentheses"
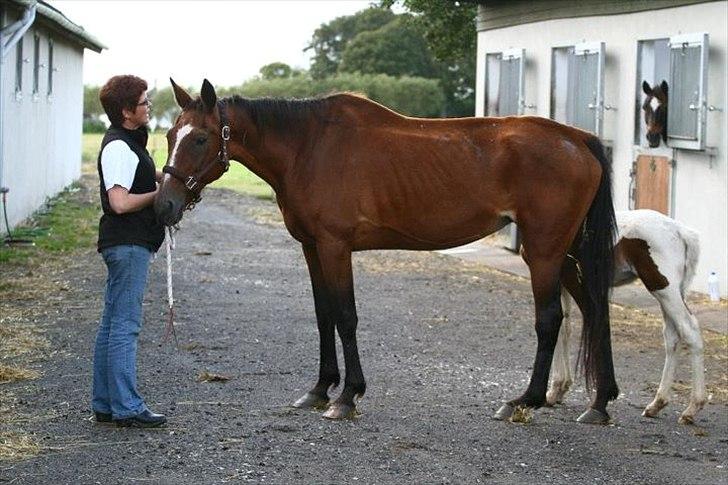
top-left (546, 289), bottom-right (573, 406)
top-left (494, 255), bottom-right (564, 420)
top-left (644, 288), bottom-right (705, 424)
top-left (293, 245), bottom-right (341, 410)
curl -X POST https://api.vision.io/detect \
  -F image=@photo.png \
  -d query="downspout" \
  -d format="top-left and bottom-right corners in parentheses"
top-left (0, 2), bottom-right (37, 196)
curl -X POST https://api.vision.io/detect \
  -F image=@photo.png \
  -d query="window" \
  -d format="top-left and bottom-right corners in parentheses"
top-left (635, 38), bottom-right (670, 146)
top-left (15, 39), bottom-right (23, 95)
top-left (484, 48), bottom-right (525, 116)
top-left (551, 42), bottom-right (605, 137)
top-left (668, 33), bottom-right (708, 150)
top-left (635, 33), bottom-right (709, 150)
top-left (47, 39), bottom-right (54, 96)
top-left (33, 33), bottom-right (40, 95)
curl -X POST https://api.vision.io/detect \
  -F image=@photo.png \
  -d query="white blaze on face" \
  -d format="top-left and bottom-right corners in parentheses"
top-left (169, 124), bottom-right (194, 167)
top-left (650, 97), bottom-right (660, 111)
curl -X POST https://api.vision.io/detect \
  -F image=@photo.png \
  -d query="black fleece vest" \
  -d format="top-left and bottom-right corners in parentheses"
top-left (97, 127), bottom-right (164, 253)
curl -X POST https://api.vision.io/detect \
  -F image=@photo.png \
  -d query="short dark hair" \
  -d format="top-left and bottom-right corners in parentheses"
top-left (99, 75), bottom-right (147, 127)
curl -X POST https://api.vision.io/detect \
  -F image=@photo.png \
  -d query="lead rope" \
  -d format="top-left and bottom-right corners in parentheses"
top-left (164, 226), bottom-right (179, 347)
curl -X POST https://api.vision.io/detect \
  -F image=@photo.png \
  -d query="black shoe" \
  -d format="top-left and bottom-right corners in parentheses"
top-left (115, 409), bottom-right (167, 428)
top-left (94, 411), bottom-right (112, 423)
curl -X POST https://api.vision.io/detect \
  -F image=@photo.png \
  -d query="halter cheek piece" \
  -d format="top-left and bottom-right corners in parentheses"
top-left (162, 102), bottom-right (231, 211)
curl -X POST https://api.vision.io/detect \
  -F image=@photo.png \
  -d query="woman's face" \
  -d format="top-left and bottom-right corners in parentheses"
top-left (125, 91), bottom-right (152, 128)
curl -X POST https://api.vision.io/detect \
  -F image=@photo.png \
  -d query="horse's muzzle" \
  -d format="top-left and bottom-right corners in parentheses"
top-left (154, 197), bottom-right (183, 226)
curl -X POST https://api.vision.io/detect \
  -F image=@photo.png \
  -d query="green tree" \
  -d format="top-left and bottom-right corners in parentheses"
top-left (259, 62), bottom-right (293, 80)
top-left (339, 16), bottom-right (437, 79)
top-left (306, 7), bottom-right (396, 79)
top-left (380, 0), bottom-right (477, 116)
top-left (83, 85), bottom-right (103, 119)
top-left (149, 86), bottom-right (180, 128)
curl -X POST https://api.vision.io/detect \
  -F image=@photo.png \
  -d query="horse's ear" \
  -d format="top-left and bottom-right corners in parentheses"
top-left (660, 80), bottom-right (668, 96)
top-left (201, 79), bottom-right (217, 113)
top-left (642, 80), bottom-right (653, 96)
top-left (170, 78), bottom-right (192, 109)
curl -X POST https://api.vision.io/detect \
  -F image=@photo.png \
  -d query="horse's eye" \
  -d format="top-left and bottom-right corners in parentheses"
top-left (195, 137), bottom-right (207, 146)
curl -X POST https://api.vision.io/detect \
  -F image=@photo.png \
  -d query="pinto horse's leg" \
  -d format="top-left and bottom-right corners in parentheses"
top-left (310, 240), bottom-right (365, 420)
top-left (293, 245), bottom-right (341, 410)
top-left (546, 289), bottom-right (573, 406)
top-left (494, 255), bottom-right (564, 420)
top-left (645, 287), bottom-right (706, 424)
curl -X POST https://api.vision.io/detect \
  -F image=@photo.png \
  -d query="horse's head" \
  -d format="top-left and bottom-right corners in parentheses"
top-left (642, 80), bottom-right (668, 148)
top-left (155, 79), bottom-right (231, 226)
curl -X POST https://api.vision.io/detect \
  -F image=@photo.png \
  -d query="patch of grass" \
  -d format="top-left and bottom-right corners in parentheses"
top-left (0, 182), bottom-right (100, 265)
top-left (0, 432), bottom-right (40, 462)
top-left (0, 365), bottom-right (40, 384)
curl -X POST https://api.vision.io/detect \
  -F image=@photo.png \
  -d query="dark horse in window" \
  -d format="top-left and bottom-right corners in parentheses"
top-left (155, 79), bottom-right (619, 424)
top-left (642, 80), bottom-right (668, 148)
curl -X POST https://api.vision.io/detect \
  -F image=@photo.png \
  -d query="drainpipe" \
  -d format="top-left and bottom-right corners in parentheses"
top-left (0, 2), bottom-right (36, 227)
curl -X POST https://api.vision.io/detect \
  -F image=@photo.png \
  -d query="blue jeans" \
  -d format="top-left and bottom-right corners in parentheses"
top-left (92, 244), bottom-right (152, 419)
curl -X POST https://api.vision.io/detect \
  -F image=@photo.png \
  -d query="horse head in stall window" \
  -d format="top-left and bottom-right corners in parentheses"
top-left (642, 80), bottom-right (668, 148)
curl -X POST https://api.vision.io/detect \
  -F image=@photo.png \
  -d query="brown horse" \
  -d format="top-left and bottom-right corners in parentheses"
top-left (642, 80), bottom-right (668, 148)
top-left (155, 79), bottom-right (618, 424)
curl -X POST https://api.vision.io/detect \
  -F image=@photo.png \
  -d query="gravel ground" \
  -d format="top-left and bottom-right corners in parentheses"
top-left (1, 187), bottom-right (726, 484)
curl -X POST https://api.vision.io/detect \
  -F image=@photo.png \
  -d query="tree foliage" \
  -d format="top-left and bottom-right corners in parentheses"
top-left (380, 0), bottom-right (477, 116)
top-left (83, 85), bottom-right (103, 120)
top-left (233, 73), bottom-right (444, 118)
top-left (339, 16), bottom-right (436, 79)
top-left (306, 7), bottom-right (396, 80)
top-left (259, 62), bottom-right (293, 80)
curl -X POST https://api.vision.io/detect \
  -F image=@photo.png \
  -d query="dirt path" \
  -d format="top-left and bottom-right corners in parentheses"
top-left (2, 188), bottom-right (726, 484)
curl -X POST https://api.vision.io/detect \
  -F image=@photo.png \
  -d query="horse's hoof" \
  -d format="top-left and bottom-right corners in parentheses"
top-left (642, 407), bottom-right (660, 418)
top-left (678, 413), bottom-right (695, 425)
top-left (493, 403), bottom-right (515, 421)
top-left (322, 402), bottom-right (358, 420)
top-left (292, 392), bottom-right (329, 410)
top-left (576, 408), bottom-right (610, 425)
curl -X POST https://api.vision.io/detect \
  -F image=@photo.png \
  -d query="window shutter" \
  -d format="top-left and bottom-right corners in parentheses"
top-left (498, 48), bottom-right (524, 116)
top-left (485, 53), bottom-right (501, 116)
top-left (570, 42), bottom-right (605, 136)
top-left (668, 33), bottom-right (708, 150)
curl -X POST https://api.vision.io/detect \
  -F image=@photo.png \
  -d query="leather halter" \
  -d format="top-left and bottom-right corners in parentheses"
top-left (162, 102), bottom-right (231, 211)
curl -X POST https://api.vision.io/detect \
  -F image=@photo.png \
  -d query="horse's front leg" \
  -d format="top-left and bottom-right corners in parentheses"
top-left (495, 257), bottom-right (563, 420)
top-left (292, 245), bottom-right (340, 410)
top-left (313, 239), bottom-right (365, 420)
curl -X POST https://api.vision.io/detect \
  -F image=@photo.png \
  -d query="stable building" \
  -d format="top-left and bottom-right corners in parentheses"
top-left (475, 0), bottom-right (727, 296)
top-left (0, 1), bottom-right (104, 234)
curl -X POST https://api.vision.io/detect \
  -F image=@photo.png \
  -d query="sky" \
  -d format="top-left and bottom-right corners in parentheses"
top-left (51, 0), bottom-right (375, 89)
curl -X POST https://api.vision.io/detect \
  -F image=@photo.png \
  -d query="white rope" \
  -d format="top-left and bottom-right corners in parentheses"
top-left (164, 226), bottom-right (178, 346)
top-left (166, 226), bottom-right (175, 308)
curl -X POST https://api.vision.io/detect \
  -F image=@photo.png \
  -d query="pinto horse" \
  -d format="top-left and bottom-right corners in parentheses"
top-left (548, 209), bottom-right (705, 424)
top-left (642, 80), bottom-right (668, 148)
top-left (155, 79), bottom-right (618, 424)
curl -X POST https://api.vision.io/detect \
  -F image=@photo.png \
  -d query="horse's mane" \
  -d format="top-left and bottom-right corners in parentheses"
top-left (225, 95), bottom-right (337, 133)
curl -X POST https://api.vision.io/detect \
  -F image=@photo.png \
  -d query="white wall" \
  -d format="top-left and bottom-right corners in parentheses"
top-left (1, 12), bottom-right (84, 232)
top-left (476, 1), bottom-right (728, 295)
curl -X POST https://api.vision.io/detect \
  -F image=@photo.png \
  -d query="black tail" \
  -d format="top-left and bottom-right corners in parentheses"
top-left (577, 137), bottom-right (618, 396)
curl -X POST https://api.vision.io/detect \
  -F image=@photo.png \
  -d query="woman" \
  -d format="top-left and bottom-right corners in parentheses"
top-left (93, 75), bottom-right (166, 427)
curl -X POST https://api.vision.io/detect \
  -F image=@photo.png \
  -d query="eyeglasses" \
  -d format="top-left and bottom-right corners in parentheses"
top-left (136, 98), bottom-right (151, 107)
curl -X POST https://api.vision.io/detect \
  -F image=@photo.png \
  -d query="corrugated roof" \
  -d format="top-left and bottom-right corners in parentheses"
top-left (6, 0), bottom-right (105, 52)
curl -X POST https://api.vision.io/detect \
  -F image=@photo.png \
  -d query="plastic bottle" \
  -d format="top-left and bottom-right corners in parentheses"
top-left (707, 271), bottom-right (720, 302)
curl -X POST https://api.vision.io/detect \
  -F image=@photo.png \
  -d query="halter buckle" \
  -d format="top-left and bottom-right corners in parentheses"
top-left (184, 176), bottom-right (199, 191)
top-left (221, 125), bottom-right (230, 141)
